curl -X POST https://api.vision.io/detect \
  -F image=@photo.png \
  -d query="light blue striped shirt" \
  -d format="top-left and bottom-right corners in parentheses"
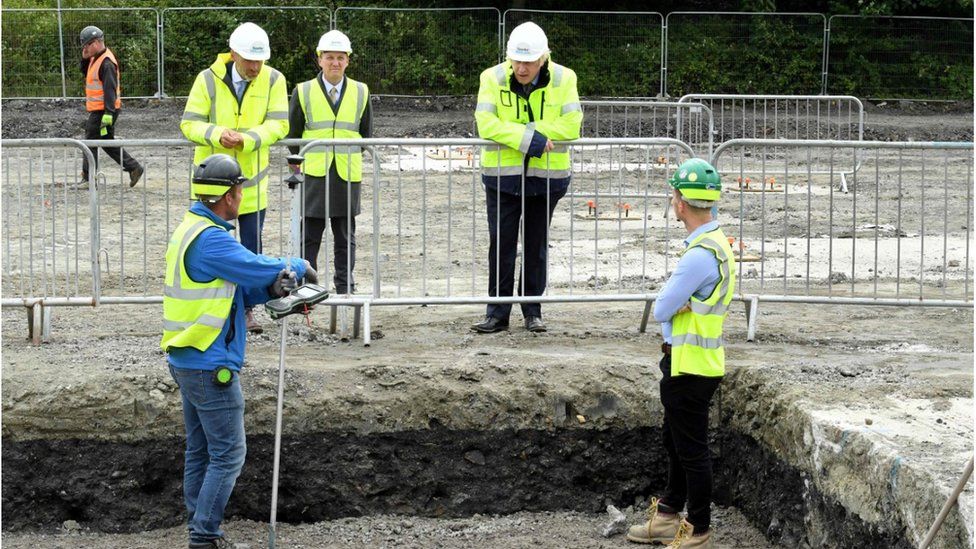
top-left (654, 220), bottom-right (722, 343)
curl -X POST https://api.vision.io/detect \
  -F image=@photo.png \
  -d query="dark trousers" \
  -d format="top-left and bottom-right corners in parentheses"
top-left (238, 209), bottom-right (266, 255)
top-left (484, 188), bottom-right (565, 320)
top-left (303, 216), bottom-right (356, 293)
top-left (658, 353), bottom-right (722, 532)
top-left (81, 110), bottom-right (140, 178)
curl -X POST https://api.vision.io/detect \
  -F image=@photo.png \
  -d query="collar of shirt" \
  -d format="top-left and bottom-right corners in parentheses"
top-left (190, 201), bottom-right (235, 232)
top-left (321, 74), bottom-right (344, 97)
top-left (683, 220), bottom-right (719, 248)
top-left (231, 63), bottom-right (247, 88)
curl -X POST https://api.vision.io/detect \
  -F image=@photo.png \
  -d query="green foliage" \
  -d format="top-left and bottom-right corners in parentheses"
top-left (0, 3), bottom-right (972, 100)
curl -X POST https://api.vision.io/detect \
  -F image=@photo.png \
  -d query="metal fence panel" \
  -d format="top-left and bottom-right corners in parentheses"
top-left (333, 7), bottom-right (501, 96)
top-left (2, 9), bottom-right (66, 98)
top-left (503, 10), bottom-right (664, 98)
top-left (665, 12), bottom-right (826, 97)
top-left (1, 140), bottom-right (100, 304)
top-left (711, 140), bottom-right (974, 304)
top-left (162, 6), bottom-right (332, 97)
top-left (1, 8), bottom-right (160, 99)
top-left (579, 100), bottom-right (714, 157)
top-left (827, 15), bottom-right (974, 101)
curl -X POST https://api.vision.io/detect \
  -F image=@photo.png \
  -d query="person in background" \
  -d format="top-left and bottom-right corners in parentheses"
top-left (78, 25), bottom-right (143, 188)
top-left (287, 29), bottom-right (372, 295)
top-left (471, 21), bottom-right (582, 334)
top-left (180, 22), bottom-right (290, 334)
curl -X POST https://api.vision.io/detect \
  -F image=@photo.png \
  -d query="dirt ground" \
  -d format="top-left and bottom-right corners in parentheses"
top-left (1, 98), bottom-right (974, 548)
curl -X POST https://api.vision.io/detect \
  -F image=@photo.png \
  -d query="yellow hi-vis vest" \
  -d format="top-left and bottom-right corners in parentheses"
top-left (180, 53), bottom-right (289, 215)
top-left (297, 76), bottom-right (369, 180)
top-left (475, 61), bottom-right (582, 179)
top-left (670, 227), bottom-right (737, 377)
top-left (161, 211), bottom-right (236, 352)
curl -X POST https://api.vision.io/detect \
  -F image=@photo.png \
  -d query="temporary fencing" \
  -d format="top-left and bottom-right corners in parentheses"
top-left (2, 8), bottom-right (972, 100)
top-left (502, 10), bottom-right (665, 98)
top-left (1, 7), bottom-right (159, 99)
top-left (710, 139), bottom-right (974, 309)
top-left (580, 101), bottom-right (714, 157)
top-left (826, 16), bottom-right (974, 101)
top-left (663, 12), bottom-right (827, 97)
top-left (333, 7), bottom-right (501, 96)
top-left (2, 137), bottom-right (972, 344)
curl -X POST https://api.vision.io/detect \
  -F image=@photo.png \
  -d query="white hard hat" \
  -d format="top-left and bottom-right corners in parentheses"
top-left (506, 21), bottom-right (549, 62)
top-left (317, 30), bottom-right (352, 55)
top-left (229, 22), bottom-right (270, 61)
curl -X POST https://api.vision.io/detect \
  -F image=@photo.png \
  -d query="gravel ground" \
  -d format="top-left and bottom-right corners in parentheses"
top-left (0, 505), bottom-right (773, 549)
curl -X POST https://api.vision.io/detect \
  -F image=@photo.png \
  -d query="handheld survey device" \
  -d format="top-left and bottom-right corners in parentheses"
top-left (265, 283), bottom-right (329, 320)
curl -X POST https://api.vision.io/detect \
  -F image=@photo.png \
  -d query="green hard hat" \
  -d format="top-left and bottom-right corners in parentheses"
top-left (669, 158), bottom-right (721, 201)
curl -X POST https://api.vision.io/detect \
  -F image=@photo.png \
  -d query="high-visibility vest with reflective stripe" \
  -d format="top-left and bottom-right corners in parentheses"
top-left (297, 76), bottom-right (369, 179)
top-left (670, 227), bottom-right (737, 377)
top-left (179, 53), bottom-right (290, 215)
top-left (86, 48), bottom-right (121, 112)
top-left (475, 61), bottom-right (582, 180)
top-left (161, 211), bottom-right (237, 353)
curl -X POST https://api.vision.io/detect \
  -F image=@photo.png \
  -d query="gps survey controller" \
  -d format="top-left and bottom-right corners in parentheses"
top-left (265, 283), bottom-right (330, 320)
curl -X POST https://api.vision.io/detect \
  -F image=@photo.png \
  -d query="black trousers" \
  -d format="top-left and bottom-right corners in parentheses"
top-left (81, 110), bottom-right (140, 178)
top-left (303, 216), bottom-right (356, 293)
top-left (484, 188), bottom-right (565, 321)
top-left (658, 353), bottom-right (722, 532)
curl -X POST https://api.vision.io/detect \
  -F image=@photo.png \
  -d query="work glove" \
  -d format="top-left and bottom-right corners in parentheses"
top-left (302, 260), bottom-right (319, 285)
top-left (271, 269), bottom-right (298, 298)
top-left (99, 113), bottom-right (113, 136)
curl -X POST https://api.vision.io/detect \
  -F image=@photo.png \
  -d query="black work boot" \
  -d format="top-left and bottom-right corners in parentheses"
top-left (471, 315), bottom-right (509, 333)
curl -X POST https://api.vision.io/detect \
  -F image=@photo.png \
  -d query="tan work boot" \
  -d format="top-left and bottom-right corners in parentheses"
top-left (245, 309), bottom-right (263, 334)
top-left (626, 497), bottom-right (681, 544)
top-left (664, 518), bottom-right (712, 549)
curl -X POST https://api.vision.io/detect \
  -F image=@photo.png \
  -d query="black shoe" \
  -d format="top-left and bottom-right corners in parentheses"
top-left (128, 165), bottom-right (144, 187)
top-left (189, 537), bottom-right (233, 549)
top-left (471, 316), bottom-right (509, 333)
top-left (525, 316), bottom-right (547, 333)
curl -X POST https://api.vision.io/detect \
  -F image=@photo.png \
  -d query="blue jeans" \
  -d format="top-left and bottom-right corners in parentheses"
top-left (238, 209), bottom-right (266, 255)
top-left (168, 364), bottom-right (246, 544)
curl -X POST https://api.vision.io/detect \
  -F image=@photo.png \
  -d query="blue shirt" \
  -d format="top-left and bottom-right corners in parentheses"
top-left (167, 202), bottom-right (307, 371)
top-left (653, 220), bottom-right (722, 343)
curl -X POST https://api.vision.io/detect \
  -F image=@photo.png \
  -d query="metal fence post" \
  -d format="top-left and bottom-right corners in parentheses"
top-left (56, 0), bottom-right (67, 98)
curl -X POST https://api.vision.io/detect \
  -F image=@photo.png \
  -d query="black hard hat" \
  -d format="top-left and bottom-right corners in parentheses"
top-left (192, 154), bottom-right (246, 198)
top-left (80, 26), bottom-right (104, 46)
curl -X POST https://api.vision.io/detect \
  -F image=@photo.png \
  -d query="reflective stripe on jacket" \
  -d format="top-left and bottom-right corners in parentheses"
top-left (670, 227), bottom-right (737, 377)
top-left (297, 76), bottom-right (369, 179)
top-left (86, 48), bottom-right (121, 112)
top-left (180, 53), bottom-right (289, 215)
top-left (475, 60), bottom-right (582, 194)
top-left (161, 211), bottom-right (236, 352)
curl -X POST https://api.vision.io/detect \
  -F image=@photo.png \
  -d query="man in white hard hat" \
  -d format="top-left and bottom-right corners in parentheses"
top-left (286, 29), bottom-right (371, 295)
top-left (180, 21), bottom-right (290, 334)
top-left (472, 21), bottom-right (582, 334)
top-left (78, 25), bottom-right (144, 188)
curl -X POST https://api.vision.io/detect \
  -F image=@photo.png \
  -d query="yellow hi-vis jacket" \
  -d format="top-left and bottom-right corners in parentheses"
top-left (180, 53), bottom-right (289, 215)
top-left (475, 60), bottom-right (582, 195)
top-left (161, 211), bottom-right (236, 352)
top-left (296, 76), bottom-right (369, 180)
top-left (670, 227), bottom-right (737, 377)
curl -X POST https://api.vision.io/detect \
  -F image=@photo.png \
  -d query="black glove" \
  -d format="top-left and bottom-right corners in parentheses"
top-left (271, 269), bottom-right (298, 297)
top-left (302, 260), bottom-right (318, 285)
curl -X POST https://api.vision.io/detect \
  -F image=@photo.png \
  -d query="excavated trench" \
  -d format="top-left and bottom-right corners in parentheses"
top-left (1, 423), bottom-right (913, 547)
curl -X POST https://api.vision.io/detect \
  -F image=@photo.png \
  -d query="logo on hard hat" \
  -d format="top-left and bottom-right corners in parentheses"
top-left (687, 172), bottom-right (698, 182)
top-left (679, 170), bottom-right (687, 180)
top-left (515, 42), bottom-right (531, 54)
top-left (250, 43), bottom-right (266, 52)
